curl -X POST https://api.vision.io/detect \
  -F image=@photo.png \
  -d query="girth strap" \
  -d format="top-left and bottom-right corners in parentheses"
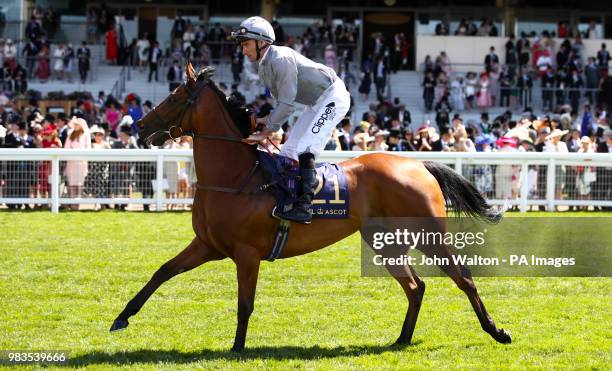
top-left (267, 219), bottom-right (291, 261)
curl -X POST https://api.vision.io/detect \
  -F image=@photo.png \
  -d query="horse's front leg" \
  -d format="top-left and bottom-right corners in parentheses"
top-left (110, 237), bottom-right (225, 331)
top-left (231, 246), bottom-right (262, 352)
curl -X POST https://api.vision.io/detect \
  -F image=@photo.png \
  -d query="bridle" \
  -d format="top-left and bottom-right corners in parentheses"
top-left (147, 79), bottom-right (256, 144)
top-left (146, 79), bottom-right (271, 195)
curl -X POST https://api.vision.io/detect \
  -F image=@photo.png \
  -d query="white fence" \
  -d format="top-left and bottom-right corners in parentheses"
top-left (0, 149), bottom-right (611, 213)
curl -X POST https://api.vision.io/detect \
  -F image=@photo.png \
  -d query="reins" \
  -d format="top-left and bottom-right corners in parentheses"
top-left (148, 79), bottom-right (279, 195)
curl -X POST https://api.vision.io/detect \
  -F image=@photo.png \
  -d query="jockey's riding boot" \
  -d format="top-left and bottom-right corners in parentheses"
top-left (277, 153), bottom-right (318, 224)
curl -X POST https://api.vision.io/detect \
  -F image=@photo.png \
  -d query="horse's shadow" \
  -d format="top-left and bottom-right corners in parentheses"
top-left (68, 341), bottom-right (423, 366)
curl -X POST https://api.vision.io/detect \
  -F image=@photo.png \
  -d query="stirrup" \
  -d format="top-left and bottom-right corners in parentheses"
top-left (271, 205), bottom-right (292, 221)
top-left (272, 204), bottom-right (313, 224)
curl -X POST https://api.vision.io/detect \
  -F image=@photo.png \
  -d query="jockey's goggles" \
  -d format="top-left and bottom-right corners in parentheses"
top-left (230, 27), bottom-right (273, 44)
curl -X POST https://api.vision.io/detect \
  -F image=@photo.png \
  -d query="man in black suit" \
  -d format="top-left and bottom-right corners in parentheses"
top-left (392, 103), bottom-right (411, 129)
top-left (484, 46), bottom-right (499, 72)
top-left (54, 113), bottom-right (69, 145)
top-left (337, 118), bottom-right (352, 151)
top-left (172, 15), bottom-right (186, 41)
top-left (432, 127), bottom-right (454, 151)
top-left (166, 59), bottom-right (182, 91)
top-left (77, 41), bottom-right (91, 83)
top-left (148, 41), bottom-right (162, 82)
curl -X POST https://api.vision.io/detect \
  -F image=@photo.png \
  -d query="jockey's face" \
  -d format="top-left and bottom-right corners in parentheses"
top-left (241, 39), bottom-right (267, 62)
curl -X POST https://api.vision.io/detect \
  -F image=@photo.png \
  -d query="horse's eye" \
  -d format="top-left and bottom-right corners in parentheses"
top-left (169, 97), bottom-right (176, 103)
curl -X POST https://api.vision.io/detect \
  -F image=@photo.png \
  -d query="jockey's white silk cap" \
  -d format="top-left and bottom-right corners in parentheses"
top-left (232, 16), bottom-right (276, 44)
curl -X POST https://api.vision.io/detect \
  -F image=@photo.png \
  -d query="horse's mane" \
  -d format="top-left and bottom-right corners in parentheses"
top-left (197, 66), bottom-right (252, 138)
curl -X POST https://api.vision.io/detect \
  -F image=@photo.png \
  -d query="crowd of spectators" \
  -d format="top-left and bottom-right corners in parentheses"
top-left (0, 90), bottom-right (197, 210)
top-left (434, 19), bottom-right (602, 40)
top-left (421, 35), bottom-right (612, 115)
top-left (116, 17), bottom-right (360, 88)
top-left (434, 18), bottom-right (499, 37)
top-left (316, 99), bottom-right (611, 209)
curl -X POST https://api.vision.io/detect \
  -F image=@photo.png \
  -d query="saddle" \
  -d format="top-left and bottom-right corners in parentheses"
top-left (256, 150), bottom-right (350, 261)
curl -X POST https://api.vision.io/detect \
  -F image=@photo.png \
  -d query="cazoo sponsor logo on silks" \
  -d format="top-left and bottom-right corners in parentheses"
top-left (311, 102), bottom-right (336, 134)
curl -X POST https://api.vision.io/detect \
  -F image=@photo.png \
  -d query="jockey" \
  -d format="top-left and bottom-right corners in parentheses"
top-left (231, 16), bottom-right (351, 224)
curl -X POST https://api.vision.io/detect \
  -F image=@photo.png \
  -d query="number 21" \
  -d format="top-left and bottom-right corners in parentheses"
top-left (313, 175), bottom-right (345, 204)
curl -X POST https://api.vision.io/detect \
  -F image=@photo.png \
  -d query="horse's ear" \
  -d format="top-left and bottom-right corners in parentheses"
top-left (186, 61), bottom-right (196, 83)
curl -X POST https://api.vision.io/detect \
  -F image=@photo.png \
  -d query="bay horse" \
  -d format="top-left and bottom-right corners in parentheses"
top-left (110, 63), bottom-right (512, 351)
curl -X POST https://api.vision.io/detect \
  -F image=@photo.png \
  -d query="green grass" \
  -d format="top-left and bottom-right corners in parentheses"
top-left (0, 211), bottom-right (610, 369)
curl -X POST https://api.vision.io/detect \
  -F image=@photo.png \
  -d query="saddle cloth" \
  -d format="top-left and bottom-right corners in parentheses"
top-left (256, 150), bottom-right (350, 219)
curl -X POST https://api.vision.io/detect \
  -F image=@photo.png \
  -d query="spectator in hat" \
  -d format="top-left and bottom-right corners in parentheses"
top-left (575, 136), bottom-right (596, 208)
top-left (494, 136), bottom-right (519, 201)
top-left (64, 117), bottom-right (91, 210)
top-left (416, 125), bottom-right (433, 151)
top-left (545, 129), bottom-right (570, 152)
top-left (398, 129), bottom-right (417, 151)
top-left (110, 125), bottom-right (137, 210)
top-left (454, 125), bottom-right (476, 152)
top-left (372, 130), bottom-right (389, 151)
top-left (352, 132), bottom-right (374, 151)
top-left (84, 125), bottom-right (111, 208)
top-left (545, 129), bottom-right (569, 203)
top-left (38, 126), bottom-right (62, 205)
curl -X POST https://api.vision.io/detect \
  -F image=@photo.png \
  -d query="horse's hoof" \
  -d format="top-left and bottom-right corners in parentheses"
top-left (392, 338), bottom-right (411, 347)
top-left (495, 328), bottom-right (512, 344)
top-left (230, 346), bottom-right (244, 353)
top-left (109, 319), bottom-right (129, 332)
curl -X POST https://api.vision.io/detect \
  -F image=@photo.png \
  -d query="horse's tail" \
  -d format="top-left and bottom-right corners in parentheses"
top-left (424, 161), bottom-right (503, 224)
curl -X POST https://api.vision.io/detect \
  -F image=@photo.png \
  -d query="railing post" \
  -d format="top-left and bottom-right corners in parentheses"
top-left (454, 157), bottom-right (463, 175)
top-left (156, 154), bottom-right (164, 212)
top-left (520, 160), bottom-right (529, 213)
top-left (51, 155), bottom-right (60, 214)
top-left (546, 157), bottom-right (556, 211)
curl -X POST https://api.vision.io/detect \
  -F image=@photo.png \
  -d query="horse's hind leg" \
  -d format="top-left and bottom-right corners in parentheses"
top-left (388, 264), bottom-right (426, 346)
top-left (110, 237), bottom-right (225, 332)
top-left (420, 244), bottom-right (512, 344)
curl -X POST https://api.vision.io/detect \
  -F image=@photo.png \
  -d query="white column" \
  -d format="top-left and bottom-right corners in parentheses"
top-left (546, 157), bottom-right (556, 211)
top-left (156, 154), bottom-right (164, 212)
top-left (51, 156), bottom-right (60, 214)
top-left (454, 157), bottom-right (463, 175)
top-left (519, 161), bottom-right (529, 213)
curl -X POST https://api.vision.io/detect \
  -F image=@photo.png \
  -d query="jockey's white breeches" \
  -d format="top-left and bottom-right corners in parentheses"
top-left (280, 78), bottom-right (351, 161)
